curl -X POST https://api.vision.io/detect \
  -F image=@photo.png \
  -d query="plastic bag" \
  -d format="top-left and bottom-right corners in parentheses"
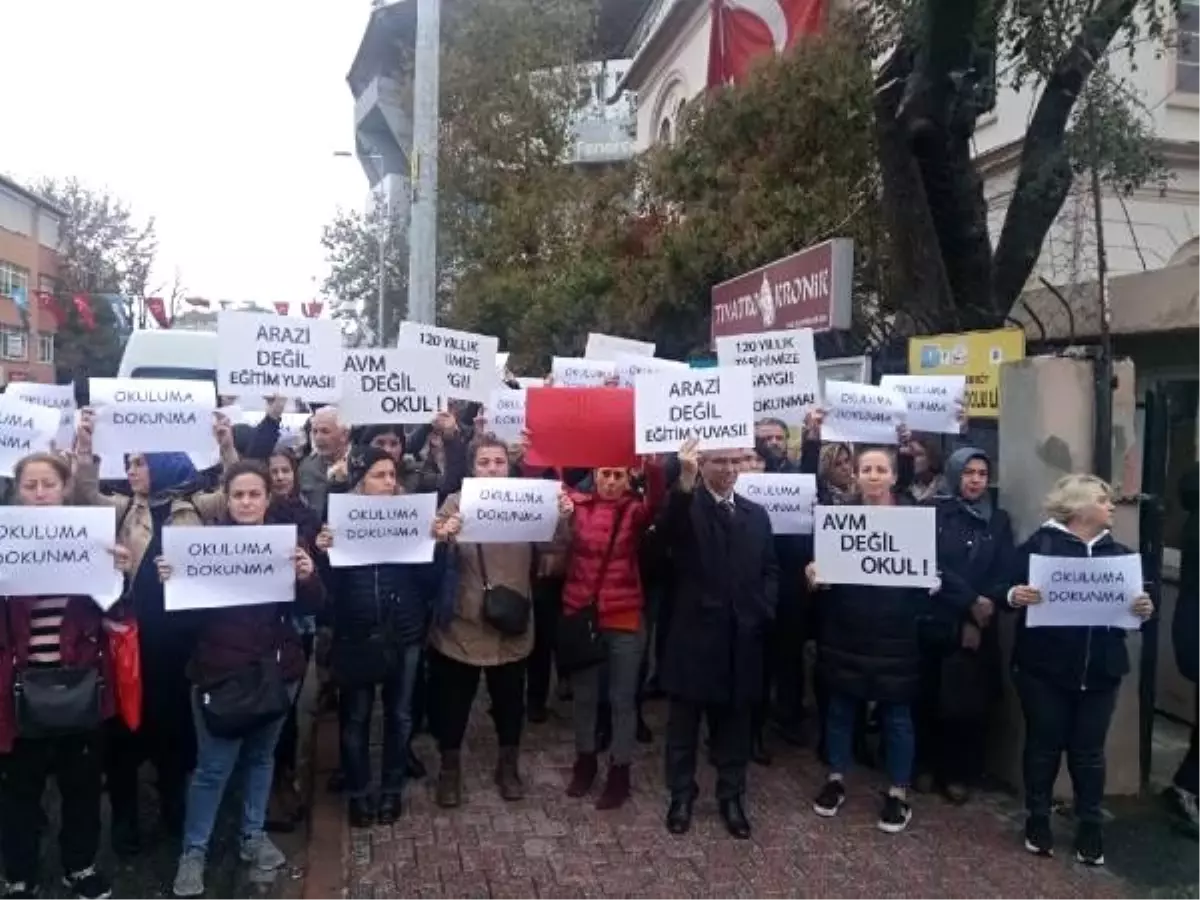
top-left (106, 620), bottom-right (142, 732)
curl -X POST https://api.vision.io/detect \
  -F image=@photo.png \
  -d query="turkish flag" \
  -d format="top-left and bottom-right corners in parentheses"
top-left (72, 293), bottom-right (97, 330)
top-left (707, 0), bottom-right (828, 88)
top-left (145, 297), bottom-right (171, 329)
top-left (302, 302), bottom-right (323, 318)
top-left (274, 302), bottom-right (289, 316)
top-left (35, 291), bottom-right (63, 326)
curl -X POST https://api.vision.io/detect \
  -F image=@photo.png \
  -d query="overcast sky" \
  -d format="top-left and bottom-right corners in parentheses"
top-left (4, 0), bottom-right (371, 308)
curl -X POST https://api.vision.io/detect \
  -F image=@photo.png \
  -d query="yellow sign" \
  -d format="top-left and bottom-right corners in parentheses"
top-left (907, 328), bottom-right (1026, 419)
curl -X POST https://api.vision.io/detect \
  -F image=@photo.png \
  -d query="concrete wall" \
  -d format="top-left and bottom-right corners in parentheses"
top-left (993, 355), bottom-right (1144, 796)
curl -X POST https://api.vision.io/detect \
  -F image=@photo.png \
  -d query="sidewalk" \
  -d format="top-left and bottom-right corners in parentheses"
top-left (303, 696), bottom-right (1197, 899)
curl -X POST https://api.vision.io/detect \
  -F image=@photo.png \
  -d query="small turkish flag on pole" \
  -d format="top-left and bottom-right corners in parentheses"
top-left (145, 297), bottom-right (171, 329)
top-left (274, 302), bottom-right (289, 316)
top-left (302, 302), bottom-right (323, 318)
top-left (35, 291), bottom-right (63, 326)
top-left (72, 293), bottom-right (97, 330)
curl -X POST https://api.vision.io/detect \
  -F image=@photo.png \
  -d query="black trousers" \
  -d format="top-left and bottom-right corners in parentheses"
top-left (1016, 671), bottom-right (1117, 824)
top-left (1, 732), bottom-right (103, 884)
top-left (527, 576), bottom-right (563, 710)
top-left (430, 649), bottom-right (526, 751)
top-left (105, 637), bottom-right (195, 828)
top-left (1175, 688), bottom-right (1198, 796)
top-left (754, 592), bottom-right (809, 734)
top-left (275, 632), bottom-right (315, 773)
top-left (665, 699), bottom-right (751, 801)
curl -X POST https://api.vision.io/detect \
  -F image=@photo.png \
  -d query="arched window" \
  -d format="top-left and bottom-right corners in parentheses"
top-left (658, 117), bottom-right (673, 144)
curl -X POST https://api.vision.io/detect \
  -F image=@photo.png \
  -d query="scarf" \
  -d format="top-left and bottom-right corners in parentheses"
top-left (942, 446), bottom-right (993, 522)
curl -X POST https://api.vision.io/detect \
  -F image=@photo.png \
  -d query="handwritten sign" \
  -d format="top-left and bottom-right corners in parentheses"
top-left (613, 353), bottom-right (688, 389)
top-left (633, 367), bottom-right (754, 454)
top-left (0, 507), bottom-right (123, 608)
top-left (396, 322), bottom-right (498, 403)
top-left (217, 311), bottom-right (342, 403)
top-left (326, 493), bottom-right (437, 568)
top-left (735, 473), bottom-right (817, 534)
top-left (551, 357), bottom-right (616, 388)
top-left (584, 332), bottom-right (656, 361)
top-left (162, 524), bottom-right (298, 611)
top-left (880, 374), bottom-right (965, 435)
top-left (487, 388), bottom-right (526, 443)
top-left (820, 381), bottom-right (907, 446)
top-left (715, 328), bottom-right (819, 425)
top-left (1026, 553), bottom-right (1144, 630)
top-left (457, 477), bottom-right (560, 543)
top-left (340, 347), bottom-right (443, 426)
top-left (0, 393), bottom-right (62, 476)
top-left (813, 505), bottom-right (938, 588)
top-left (6, 382), bottom-right (76, 451)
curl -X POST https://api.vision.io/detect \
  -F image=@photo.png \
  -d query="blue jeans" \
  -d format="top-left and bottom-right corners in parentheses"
top-left (182, 683), bottom-right (296, 855)
top-left (340, 644), bottom-right (422, 798)
top-left (826, 692), bottom-right (915, 788)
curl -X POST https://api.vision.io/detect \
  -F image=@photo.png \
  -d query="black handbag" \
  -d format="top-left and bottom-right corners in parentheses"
top-left (5, 601), bottom-right (104, 739)
top-left (557, 504), bottom-right (628, 674)
top-left (197, 657), bottom-right (291, 740)
top-left (476, 545), bottom-right (531, 637)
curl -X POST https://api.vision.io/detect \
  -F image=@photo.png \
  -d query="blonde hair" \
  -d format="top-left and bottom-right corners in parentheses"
top-left (1044, 473), bottom-right (1112, 523)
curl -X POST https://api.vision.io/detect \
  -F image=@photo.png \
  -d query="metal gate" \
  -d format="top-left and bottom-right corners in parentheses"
top-left (1138, 387), bottom-right (1170, 790)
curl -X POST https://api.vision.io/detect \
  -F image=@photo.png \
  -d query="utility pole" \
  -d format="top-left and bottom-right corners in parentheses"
top-left (377, 190), bottom-right (389, 346)
top-left (406, 0), bottom-right (440, 326)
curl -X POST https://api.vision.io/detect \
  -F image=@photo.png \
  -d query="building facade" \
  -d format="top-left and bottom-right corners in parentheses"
top-left (0, 174), bottom-right (61, 385)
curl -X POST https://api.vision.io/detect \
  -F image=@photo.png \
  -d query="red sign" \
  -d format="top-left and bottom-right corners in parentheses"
top-left (710, 237), bottom-right (853, 341)
top-left (524, 387), bottom-right (637, 469)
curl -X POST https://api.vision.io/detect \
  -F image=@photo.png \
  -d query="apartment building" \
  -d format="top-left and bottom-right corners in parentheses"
top-left (0, 174), bottom-right (61, 384)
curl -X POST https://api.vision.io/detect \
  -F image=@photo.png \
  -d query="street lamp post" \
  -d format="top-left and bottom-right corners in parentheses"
top-left (334, 151), bottom-right (389, 345)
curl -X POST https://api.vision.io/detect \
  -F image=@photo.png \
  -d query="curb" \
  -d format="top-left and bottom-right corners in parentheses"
top-left (302, 708), bottom-right (344, 899)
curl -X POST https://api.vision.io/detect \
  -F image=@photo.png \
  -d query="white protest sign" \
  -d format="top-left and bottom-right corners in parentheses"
top-left (396, 322), bottom-right (498, 403)
top-left (92, 404), bottom-right (216, 459)
top-left (613, 353), bottom-right (687, 389)
top-left (880, 374), bottom-right (966, 435)
top-left (515, 377), bottom-right (544, 390)
top-left (326, 493), bottom-right (437, 568)
top-left (813, 505), bottom-right (938, 588)
top-left (585, 332), bottom-right (656, 362)
top-left (496, 352), bottom-right (511, 375)
top-left (0, 507), bottom-right (123, 608)
top-left (0, 393), bottom-right (62, 476)
top-left (487, 388), bottom-right (526, 443)
top-left (217, 311), bottom-right (342, 403)
top-left (457, 477), bottom-right (560, 543)
top-left (6, 382), bottom-right (76, 451)
top-left (821, 381), bottom-right (907, 446)
top-left (241, 411), bottom-right (311, 452)
top-left (1026, 553), bottom-right (1144, 630)
top-left (736, 473), bottom-right (818, 534)
top-left (340, 347), bottom-right (443, 426)
top-left (551, 357), bottom-right (615, 388)
top-left (634, 366), bottom-right (755, 455)
top-left (162, 524), bottom-right (298, 611)
top-left (88, 377), bottom-right (216, 409)
top-left (715, 328), bottom-right (819, 425)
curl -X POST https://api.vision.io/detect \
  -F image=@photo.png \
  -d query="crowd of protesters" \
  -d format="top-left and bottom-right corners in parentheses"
top-left (0, 380), bottom-right (1193, 900)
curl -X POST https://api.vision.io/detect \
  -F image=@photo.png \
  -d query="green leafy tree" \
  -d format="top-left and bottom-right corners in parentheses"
top-left (35, 178), bottom-right (157, 379)
top-left (869, 0), bottom-right (1174, 329)
top-left (319, 204), bottom-right (408, 346)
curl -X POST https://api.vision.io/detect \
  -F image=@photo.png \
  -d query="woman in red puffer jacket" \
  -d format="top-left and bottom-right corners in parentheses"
top-left (560, 460), bottom-right (665, 810)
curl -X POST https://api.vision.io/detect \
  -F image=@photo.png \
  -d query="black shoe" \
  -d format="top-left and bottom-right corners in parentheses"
top-left (111, 815), bottom-right (141, 858)
top-left (750, 733), bottom-right (772, 767)
top-left (813, 779), bottom-right (846, 817)
top-left (636, 715), bottom-right (653, 744)
top-left (376, 792), bottom-right (402, 825)
top-left (348, 797), bottom-right (376, 829)
top-left (405, 746), bottom-right (427, 781)
top-left (1024, 815), bottom-right (1054, 857)
top-left (527, 704), bottom-right (549, 724)
top-left (719, 797), bottom-right (752, 840)
top-left (665, 796), bottom-right (694, 835)
top-left (62, 866), bottom-right (111, 900)
top-left (1074, 821), bottom-right (1104, 866)
top-left (877, 793), bottom-right (912, 834)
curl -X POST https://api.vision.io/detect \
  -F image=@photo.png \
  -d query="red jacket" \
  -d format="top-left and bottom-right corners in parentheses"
top-left (562, 465), bottom-right (666, 631)
top-left (0, 596), bottom-right (116, 753)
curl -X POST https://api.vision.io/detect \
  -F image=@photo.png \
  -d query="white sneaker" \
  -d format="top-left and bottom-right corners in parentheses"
top-left (172, 850), bottom-right (205, 898)
top-left (240, 833), bottom-right (287, 871)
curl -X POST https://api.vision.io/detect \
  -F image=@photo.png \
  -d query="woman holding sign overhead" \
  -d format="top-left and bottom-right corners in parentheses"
top-left (805, 446), bottom-right (934, 836)
top-left (156, 460), bottom-right (324, 899)
top-left (1006, 474), bottom-right (1153, 866)
top-left (429, 435), bottom-right (572, 808)
top-left (0, 451), bottom-right (135, 900)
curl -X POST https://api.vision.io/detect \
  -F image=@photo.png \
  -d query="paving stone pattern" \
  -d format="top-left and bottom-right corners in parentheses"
top-left (315, 697), bottom-right (1171, 899)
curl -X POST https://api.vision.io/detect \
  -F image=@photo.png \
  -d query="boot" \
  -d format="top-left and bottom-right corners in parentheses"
top-left (376, 791), bottom-right (402, 825)
top-left (435, 751), bottom-right (463, 809)
top-left (494, 746), bottom-right (525, 801)
top-left (595, 763), bottom-right (631, 811)
top-left (566, 753), bottom-right (598, 798)
top-left (348, 796), bottom-right (375, 829)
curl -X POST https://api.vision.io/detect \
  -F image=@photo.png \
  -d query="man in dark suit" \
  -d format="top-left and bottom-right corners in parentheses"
top-left (659, 438), bottom-right (778, 839)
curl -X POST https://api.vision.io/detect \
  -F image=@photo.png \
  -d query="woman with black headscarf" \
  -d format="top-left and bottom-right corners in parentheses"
top-left (918, 447), bottom-right (1014, 803)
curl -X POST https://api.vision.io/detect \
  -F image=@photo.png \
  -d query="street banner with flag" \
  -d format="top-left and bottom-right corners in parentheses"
top-left (72, 293), bottom-right (97, 330)
top-left (145, 297), bottom-right (171, 329)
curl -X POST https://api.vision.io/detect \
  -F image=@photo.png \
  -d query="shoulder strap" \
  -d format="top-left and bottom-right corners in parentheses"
top-left (474, 544), bottom-right (491, 589)
top-left (587, 502), bottom-right (630, 605)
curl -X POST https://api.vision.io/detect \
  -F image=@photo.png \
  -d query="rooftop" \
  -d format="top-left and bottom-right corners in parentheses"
top-left (0, 173), bottom-right (67, 218)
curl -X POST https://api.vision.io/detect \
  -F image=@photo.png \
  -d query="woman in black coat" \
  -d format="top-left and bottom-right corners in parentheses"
top-left (1007, 473), bottom-right (1153, 865)
top-left (916, 447), bottom-right (1013, 803)
top-left (805, 446), bottom-right (934, 836)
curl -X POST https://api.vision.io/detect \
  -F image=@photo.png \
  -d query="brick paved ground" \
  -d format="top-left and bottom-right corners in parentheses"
top-left (305, 694), bottom-right (1197, 899)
